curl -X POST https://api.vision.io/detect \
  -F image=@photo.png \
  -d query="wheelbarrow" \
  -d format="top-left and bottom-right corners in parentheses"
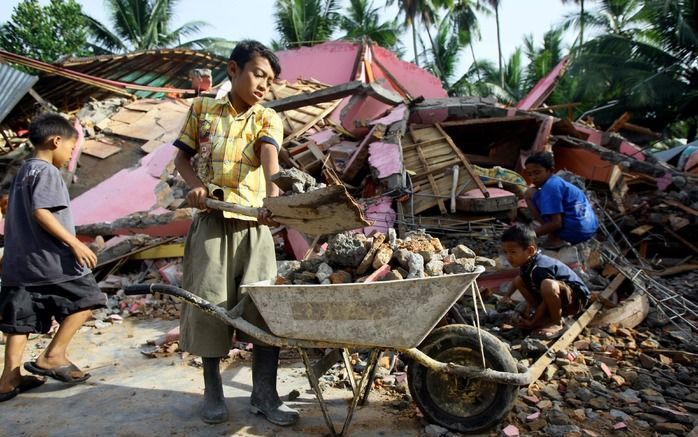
top-left (125, 266), bottom-right (532, 436)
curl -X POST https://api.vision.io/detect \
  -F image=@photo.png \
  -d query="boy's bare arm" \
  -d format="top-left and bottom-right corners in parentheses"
top-left (32, 209), bottom-right (97, 268)
top-left (535, 213), bottom-right (562, 237)
top-left (174, 150), bottom-right (208, 209)
top-left (258, 142), bottom-right (280, 226)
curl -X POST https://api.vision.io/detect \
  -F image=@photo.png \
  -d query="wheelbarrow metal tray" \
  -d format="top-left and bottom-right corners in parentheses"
top-left (243, 267), bottom-right (484, 349)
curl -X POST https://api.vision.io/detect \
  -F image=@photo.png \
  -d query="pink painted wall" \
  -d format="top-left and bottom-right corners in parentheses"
top-left (71, 143), bottom-right (176, 226)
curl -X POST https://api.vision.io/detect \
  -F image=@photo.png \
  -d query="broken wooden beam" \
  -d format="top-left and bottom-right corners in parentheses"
top-left (264, 80), bottom-right (403, 112)
top-left (526, 274), bottom-right (626, 386)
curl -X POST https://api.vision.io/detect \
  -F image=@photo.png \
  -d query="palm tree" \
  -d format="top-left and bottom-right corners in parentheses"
top-left (84, 0), bottom-right (215, 53)
top-left (569, 0), bottom-right (698, 137)
top-left (561, 0), bottom-right (585, 47)
top-left (422, 14), bottom-right (463, 94)
top-left (387, 0), bottom-right (439, 66)
top-left (522, 28), bottom-right (565, 90)
top-left (467, 48), bottom-right (526, 104)
top-left (273, 0), bottom-right (339, 49)
top-left (480, 0), bottom-right (503, 87)
top-left (339, 0), bottom-right (402, 51)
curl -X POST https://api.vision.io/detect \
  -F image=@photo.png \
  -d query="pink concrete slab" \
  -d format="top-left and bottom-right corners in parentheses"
top-left (362, 197), bottom-right (395, 236)
top-left (459, 188), bottom-right (514, 199)
top-left (275, 41), bottom-right (359, 85)
top-left (368, 141), bottom-right (401, 179)
top-left (370, 104), bottom-right (407, 126)
top-left (372, 45), bottom-right (446, 99)
top-left (516, 58), bottom-right (569, 110)
top-left (71, 142), bottom-right (177, 227)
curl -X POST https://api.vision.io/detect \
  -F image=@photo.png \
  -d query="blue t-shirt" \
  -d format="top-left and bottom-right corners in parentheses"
top-left (521, 251), bottom-right (591, 300)
top-left (2, 159), bottom-right (90, 286)
top-left (532, 175), bottom-right (598, 244)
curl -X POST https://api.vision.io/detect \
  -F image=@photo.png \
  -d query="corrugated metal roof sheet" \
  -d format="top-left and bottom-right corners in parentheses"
top-left (0, 62), bottom-right (38, 123)
top-left (8, 48), bottom-right (227, 118)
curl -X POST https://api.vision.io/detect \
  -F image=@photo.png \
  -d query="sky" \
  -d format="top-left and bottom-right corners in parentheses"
top-left (1, 0), bottom-right (581, 75)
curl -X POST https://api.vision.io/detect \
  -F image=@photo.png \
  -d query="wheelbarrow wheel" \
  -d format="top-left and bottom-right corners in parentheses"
top-left (407, 324), bottom-right (518, 433)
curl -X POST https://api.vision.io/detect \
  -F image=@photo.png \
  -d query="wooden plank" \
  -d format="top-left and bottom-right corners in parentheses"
top-left (111, 108), bottom-right (148, 124)
top-left (82, 139), bottom-right (122, 159)
top-left (131, 242), bottom-right (185, 260)
top-left (439, 115), bottom-right (536, 127)
top-left (283, 99), bottom-right (341, 144)
top-left (526, 274), bottom-right (626, 386)
top-left (417, 144), bottom-right (447, 214)
top-left (435, 123), bottom-right (488, 198)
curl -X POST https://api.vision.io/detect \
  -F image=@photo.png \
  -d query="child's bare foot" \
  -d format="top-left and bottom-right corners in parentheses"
top-left (533, 323), bottom-right (564, 339)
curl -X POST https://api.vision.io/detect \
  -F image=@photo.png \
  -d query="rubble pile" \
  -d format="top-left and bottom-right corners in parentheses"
top-left (274, 230), bottom-right (497, 285)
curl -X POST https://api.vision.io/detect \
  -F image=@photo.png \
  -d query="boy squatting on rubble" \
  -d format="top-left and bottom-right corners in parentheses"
top-left (172, 40), bottom-right (299, 426)
top-left (0, 114), bottom-right (106, 402)
top-left (501, 223), bottom-right (592, 338)
top-left (524, 151), bottom-right (599, 249)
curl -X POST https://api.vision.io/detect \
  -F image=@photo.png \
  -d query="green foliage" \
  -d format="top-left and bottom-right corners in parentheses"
top-left (0, 0), bottom-right (92, 62)
top-left (339, 0), bottom-right (402, 52)
top-left (273, 0), bottom-right (340, 49)
top-left (85, 0), bottom-right (221, 53)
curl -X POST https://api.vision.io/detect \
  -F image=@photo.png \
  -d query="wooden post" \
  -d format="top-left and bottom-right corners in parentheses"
top-left (526, 274), bottom-right (626, 386)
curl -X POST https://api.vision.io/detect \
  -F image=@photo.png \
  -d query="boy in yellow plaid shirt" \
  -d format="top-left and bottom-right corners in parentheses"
top-left (173, 40), bottom-right (298, 426)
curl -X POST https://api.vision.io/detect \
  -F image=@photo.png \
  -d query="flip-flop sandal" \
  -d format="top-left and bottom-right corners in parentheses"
top-left (0, 387), bottom-right (18, 402)
top-left (24, 361), bottom-right (90, 383)
top-left (0, 375), bottom-right (46, 402)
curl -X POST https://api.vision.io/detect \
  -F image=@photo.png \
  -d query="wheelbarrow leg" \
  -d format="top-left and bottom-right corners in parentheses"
top-left (340, 349), bottom-right (379, 435)
top-left (358, 350), bottom-right (379, 406)
top-left (299, 347), bottom-right (340, 437)
top-left (341, 348), bottom-right (358, 396)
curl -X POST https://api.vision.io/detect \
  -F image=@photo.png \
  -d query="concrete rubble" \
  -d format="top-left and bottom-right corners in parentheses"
top-left (1, 40), bottom-right (697, 436)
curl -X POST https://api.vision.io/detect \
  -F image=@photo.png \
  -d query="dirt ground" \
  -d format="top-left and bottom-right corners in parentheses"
top-left (0, 318), bottom-right (446, 437)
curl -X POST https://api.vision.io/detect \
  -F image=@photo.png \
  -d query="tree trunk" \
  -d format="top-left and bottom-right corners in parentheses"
top-left (579, 0), bottom-right (584, 47)
top-left (412, 24), bottom-right (419, 66)
top-left (469, 41), bottom-right (481, 82)
top-left (424, 23), bottom-right (440, 76)
top-left (495, 6), bottom-right (503, 87)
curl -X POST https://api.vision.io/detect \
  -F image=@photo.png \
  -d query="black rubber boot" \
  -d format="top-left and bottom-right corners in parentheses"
top-left (249, 345), bottom-right (300, 426)
top-left (200, 357), bottom-right (229, 424)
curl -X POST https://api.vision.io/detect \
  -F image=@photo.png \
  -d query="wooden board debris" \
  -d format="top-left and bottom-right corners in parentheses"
top-left (402, 125), bottom-right (482, 214)
top-left (82, 139), bottom-right (122, 159)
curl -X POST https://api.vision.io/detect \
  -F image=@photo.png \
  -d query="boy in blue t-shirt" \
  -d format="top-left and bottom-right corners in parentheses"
top-left (501, 224), bottom-right (591, 338)
top-left (524, 152), bottom-right (598, 248)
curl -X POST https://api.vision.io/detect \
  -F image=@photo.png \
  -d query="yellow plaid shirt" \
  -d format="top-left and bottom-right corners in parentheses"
top-left (174, 95), bottom-right (283, 221)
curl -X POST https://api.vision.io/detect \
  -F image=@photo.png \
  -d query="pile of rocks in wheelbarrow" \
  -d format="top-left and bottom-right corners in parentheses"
top-left (275, 229), bottom-right (497, 285)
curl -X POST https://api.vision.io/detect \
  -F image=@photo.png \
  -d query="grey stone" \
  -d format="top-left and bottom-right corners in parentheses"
top-left (451, 244), bottom-right (476, 259)
top-left (635, 420), bottom-right (651, 430)
top-left (425, 259), bottom-right (444, 276)
top-left (394, 248), bottom-right (411, 269)
top-left (521, 338), bottom-right (548, 357)
top-left (610, 409), bottom-right (631, 422)
top-left (326, 233), bottom-right (368, 267)
top-left (315, 263), bottom-right (334, 283)
top-left (545, 409), bottom-right (571, 425)
top-left (575, 388), bottom-right (594, 402)
top-left (544, 424), bottom-right (581, 437)
top-left (301, 256), bottom-right (327, 273)
top-left (617, 388), bottom-right (641, 404)
top-left (474, 256), bottom-right (496, 268)
top-left (382, 270), bottom-right (403, 281)
top-left (664, 385), bottom-right (691, 399)
top-left (271, 168), bottom-right (318, 193)
top-left (424, 424), bottom-right (449, 437)
top-left (406, 253), bottom-right (425, 279)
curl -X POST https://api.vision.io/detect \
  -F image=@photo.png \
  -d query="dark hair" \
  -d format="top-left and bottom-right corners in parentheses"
top-left (525, 151), bottom-right (555, 170)
top-left (28, 113), bottom-right (77, 149)
top-left (229, 40), bottom-right (281, 78)
top-left (501, 223), bottom-right (537, 249)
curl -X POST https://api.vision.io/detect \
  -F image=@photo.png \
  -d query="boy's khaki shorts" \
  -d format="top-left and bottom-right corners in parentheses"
top-left (179, 211), bottom-right (276, 357)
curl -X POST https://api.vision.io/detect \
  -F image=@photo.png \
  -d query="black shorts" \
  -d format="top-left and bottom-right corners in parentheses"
top-left (0, 274), bottom-right (106, 334)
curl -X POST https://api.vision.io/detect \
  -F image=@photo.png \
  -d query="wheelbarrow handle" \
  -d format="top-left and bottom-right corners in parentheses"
top-left (205, 198), bottom-right (260, 218)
